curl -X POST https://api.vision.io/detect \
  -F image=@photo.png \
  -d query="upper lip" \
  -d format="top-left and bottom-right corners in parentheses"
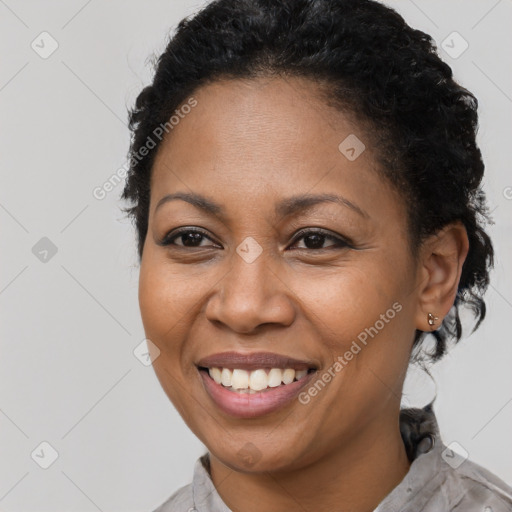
top-left (196, 351), bottom-right (319, 371)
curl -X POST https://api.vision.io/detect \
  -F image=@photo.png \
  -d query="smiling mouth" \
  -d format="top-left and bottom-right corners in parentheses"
top-left (198, 366), bottom-right (316, 393)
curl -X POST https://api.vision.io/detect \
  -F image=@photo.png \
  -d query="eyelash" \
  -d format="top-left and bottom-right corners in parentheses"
top-left (159, 227), bottom-right (351, 251)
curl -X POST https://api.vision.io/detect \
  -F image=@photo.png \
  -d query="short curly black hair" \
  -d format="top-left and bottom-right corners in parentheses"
top-left (120, 0), bottom-right (494, 363)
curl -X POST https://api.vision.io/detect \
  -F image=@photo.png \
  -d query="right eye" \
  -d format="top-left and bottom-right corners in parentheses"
top-left (159, 227), bottom-right (221, 248)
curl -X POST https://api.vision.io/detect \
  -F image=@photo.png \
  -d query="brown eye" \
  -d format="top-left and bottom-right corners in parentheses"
top-left (160, 228), bottom-right (219, 248)
top-left (289, 229), bottom-right (351, 250)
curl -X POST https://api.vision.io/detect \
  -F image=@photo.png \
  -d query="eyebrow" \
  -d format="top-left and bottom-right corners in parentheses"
top-left (154, 191), bottom-right (369, 220)
top-left (275, 192), bottom-right (369, 220)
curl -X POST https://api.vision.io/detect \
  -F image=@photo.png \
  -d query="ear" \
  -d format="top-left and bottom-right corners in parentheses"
top-left (414, 221), bottom-right (469, 332)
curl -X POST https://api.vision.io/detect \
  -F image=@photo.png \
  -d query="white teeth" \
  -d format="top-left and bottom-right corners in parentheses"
top-left (231, 369), bottom-right (249, 389)
top-left (220, 368), bottom-right (232, 387)
top-left (267, 368), bottom-right (283, 387)
top-left (295, 369), bottom-right (308, 380)
top-left (282, 368), bottom-right (296, 384)
top-left (206, 367), bottom-right (310, 391)
top-left (209, 367), bottom-right (222, 384)
top-left (249, 369), bottom-right (268, 391)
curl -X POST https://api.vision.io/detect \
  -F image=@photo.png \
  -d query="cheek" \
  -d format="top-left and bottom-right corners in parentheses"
top-left (139, 245), bottom-right (203, 314)
top-left (138, 268), bottom-right (172, 336)
top-left (137, 258), bottom-right (200, 413)
top-left (138, 255), bottom-right (195, 348)
top-left (289, 266), bottom-right (392, 343)
top-left (290, 262), bottom-right (412, 385)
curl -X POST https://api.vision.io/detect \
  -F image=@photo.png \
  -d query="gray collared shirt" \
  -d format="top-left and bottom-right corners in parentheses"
top-left (153, 407), bottom-right (512, 511)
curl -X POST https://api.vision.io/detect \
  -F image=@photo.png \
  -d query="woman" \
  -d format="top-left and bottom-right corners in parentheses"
top-left (121, 0), bottom-right (512, 510)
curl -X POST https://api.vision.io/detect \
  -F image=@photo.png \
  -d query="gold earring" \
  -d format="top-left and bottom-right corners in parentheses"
top-left (427, 312), bottom-right (439, 326)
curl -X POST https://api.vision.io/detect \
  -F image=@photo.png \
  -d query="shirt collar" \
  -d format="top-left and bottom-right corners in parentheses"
top-left (192, 452), bottom-right (233, 512)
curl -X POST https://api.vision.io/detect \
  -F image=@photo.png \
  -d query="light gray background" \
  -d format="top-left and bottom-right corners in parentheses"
top-left (1, 1), bottom-right (511, 510)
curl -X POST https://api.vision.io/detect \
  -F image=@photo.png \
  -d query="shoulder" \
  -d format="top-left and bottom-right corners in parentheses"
top-left (151, 482), bottom-right (194, 512)
top-left (382, 405), bottom-right (512, 511)
top-left (379, 441), bottom-right (512, 512)
top-left (440, 451), bottom-right (512, 511)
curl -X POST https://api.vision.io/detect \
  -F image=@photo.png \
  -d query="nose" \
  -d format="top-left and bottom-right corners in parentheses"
top-left (204, 249), bottom-right (296, 334)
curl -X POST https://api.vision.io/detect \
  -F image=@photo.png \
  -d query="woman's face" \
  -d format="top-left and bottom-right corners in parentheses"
top-left (139, 76), bottom-right (422, 472)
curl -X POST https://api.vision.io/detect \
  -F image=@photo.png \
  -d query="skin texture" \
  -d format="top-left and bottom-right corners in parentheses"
top-left (138, 76), bottom-right (469, 512)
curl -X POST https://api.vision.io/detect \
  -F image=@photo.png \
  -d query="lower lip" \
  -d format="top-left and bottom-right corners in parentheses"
top-left (198, 368), bottom-right (317, 419)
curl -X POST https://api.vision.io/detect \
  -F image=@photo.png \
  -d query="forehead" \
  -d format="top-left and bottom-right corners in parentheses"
top-left (150, 76), bottom-right (403, 222)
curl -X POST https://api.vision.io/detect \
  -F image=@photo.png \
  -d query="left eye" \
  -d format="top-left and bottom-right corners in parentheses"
top-left (289, 229), bottom-right (350, 250)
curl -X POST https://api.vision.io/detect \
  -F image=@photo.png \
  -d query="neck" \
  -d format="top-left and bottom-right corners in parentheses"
top-left (209, 413), bottom-right (411, 512)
